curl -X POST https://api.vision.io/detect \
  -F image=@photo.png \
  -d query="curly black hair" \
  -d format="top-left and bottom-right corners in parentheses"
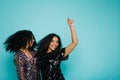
top-left (4, 30), bottom-right (37, 53)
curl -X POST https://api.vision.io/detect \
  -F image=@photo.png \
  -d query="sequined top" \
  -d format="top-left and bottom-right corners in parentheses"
top-left (14, 51), bottom-right (40, 80)
top-left (37, 48), bottom-right (68, 80)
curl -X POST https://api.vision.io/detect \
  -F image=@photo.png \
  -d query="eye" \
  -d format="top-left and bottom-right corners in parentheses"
top-left (51, 40), bottom-right (54, 42)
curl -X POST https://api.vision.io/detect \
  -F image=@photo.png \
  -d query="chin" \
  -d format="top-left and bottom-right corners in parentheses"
top-left (51, 49), bottom-right (56, 52)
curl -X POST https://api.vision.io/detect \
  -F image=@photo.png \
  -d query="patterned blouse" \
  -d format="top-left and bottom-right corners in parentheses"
top-left (37, 48), bottom-right (68, 80)
top-left (14, 51), bottom-right (40, 80)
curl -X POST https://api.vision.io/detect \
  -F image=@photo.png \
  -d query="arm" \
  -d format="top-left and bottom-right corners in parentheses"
top-left (14, 55), bottom-right (27, 80)
top-left (64, 18), bottom-right (78, 57)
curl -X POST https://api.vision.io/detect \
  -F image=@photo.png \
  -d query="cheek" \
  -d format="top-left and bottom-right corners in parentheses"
top-left (56, 43), bottom-right (59, 47)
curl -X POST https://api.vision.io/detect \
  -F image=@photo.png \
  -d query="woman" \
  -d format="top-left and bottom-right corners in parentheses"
top-left (36, 18), bottom-right (78, 80)
top-left (4, 30), bottom-right (40, 80)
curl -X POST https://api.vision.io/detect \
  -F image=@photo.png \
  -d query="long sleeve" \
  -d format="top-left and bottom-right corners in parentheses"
top-left (14, 54), bottom-right (27, 80)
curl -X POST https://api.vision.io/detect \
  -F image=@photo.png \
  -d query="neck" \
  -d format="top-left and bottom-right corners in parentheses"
top-left (20, 48), bottom-right (33, 59)
top-left (47, 49), bottom-right (52, 53)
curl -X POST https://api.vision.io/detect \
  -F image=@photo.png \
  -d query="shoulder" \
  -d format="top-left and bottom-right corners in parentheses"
top-left (14, 51), bottom-right (25, 60)
top-left (60, 48), bottom-right (65, 53)
top-left (56, 48), bottom-right (65, 58)
top-left (59, 48), bottom-right (69, 60)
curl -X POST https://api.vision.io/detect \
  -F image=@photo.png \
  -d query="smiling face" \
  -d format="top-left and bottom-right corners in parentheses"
top-left (47, 36), bottom-right (59, 53)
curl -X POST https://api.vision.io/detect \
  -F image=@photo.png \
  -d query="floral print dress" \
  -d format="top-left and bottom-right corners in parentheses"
top-left (14, 51), bottom-right (40, 80)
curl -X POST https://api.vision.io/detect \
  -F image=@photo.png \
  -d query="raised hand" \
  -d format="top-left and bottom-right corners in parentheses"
top-left (67, 18), bottom-right (74, 26)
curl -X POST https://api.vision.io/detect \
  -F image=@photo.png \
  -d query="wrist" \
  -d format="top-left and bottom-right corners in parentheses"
top-left (69, 24), bottom-right (74, 27)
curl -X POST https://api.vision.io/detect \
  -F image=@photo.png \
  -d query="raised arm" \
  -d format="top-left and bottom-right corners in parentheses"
top-left (64, 18), bottom-right (78, 57)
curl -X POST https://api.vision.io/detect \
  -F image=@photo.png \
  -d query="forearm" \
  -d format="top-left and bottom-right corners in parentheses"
top-left (70, 25), bottom-right (78, 45)
top-left (14, 57), bottom-right (27, 80)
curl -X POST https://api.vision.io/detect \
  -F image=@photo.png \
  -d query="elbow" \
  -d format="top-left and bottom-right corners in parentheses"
top-left (73, 40), bottom-right (78, 46)
top-left (75, 38), bottom-right (78, 45)
top-left (75, 41), bottom-right (78, 45)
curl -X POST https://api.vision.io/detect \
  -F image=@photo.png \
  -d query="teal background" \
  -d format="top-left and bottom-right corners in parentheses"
top-left (0, 0), bottom-right (120, 80)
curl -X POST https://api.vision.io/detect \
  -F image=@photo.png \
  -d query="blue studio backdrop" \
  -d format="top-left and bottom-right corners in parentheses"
top-left (0, 0), bottom-right (120, 80)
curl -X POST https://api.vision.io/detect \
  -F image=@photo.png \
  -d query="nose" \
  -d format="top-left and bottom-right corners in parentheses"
top-left (31, 39), bottom-right (34, 43)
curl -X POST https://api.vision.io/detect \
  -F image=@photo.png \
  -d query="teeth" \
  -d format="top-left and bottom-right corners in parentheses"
top-left (52, 45), bottom-right (56, 49)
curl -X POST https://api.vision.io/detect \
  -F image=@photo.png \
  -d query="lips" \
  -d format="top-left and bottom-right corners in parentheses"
top-left (51, 45), bottom-right (57, 50)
